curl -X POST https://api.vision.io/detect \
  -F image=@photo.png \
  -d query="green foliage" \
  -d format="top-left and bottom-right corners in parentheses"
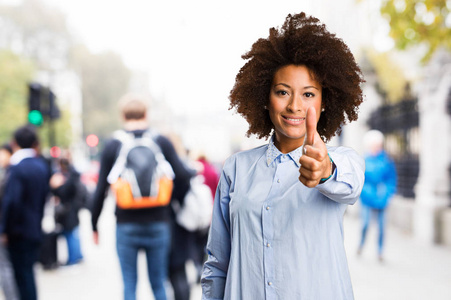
top-left (366, 49), bottom-right (408, 103)
top-left (70, 45), bottom-right (131, 139)
top-left (380, 0), bottom-right (451, 62)
top-left (37, 104), bottom-right (73, 149)
top-left (0, 50), bottom-right (34, 143)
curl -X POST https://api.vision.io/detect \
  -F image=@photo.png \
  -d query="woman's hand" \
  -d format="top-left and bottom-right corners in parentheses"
top-left (298, 107), bottom-right (332, 187)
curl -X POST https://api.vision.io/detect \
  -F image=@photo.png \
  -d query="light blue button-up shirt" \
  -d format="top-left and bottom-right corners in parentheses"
top-left (201, 139), bottom-right (365, 300)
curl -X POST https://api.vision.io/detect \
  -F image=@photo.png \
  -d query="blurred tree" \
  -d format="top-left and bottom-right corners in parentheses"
top-left (0, 0), bottom-right (72, 70)
top-left (366, 49), bottom-right (408, 103)
top-left (69, 45), bottom-right (131, 139)
top-left (0, 0), bottom-right (131, 148)
top-left (0, 0), bottom-right (73, 149)
top-left (380, 0), bottom-right (451, 62)
top-left (38, 103), bottom-right (73, 149)
top-left (0, 50), bottom-right (72, 148)
top-left (0, 50), bottom-right (34, 143)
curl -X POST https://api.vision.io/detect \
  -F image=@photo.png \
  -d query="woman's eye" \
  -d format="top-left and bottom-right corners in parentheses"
top-left (304, 92), bottom-right (315, 98)
top-left (276, 90), bottom-right (288, 96)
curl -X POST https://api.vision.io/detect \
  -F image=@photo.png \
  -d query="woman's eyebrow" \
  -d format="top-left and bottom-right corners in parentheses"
top-left (273, 83), bottom-right (291, 88)
top-left (303, 85), bottom-right (320, 90)
top-left (273, 83), bottom-right (320, 90)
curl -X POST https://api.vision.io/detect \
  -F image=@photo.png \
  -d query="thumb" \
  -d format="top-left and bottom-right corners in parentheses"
top-left (304, 107), bottom-right (317, 146)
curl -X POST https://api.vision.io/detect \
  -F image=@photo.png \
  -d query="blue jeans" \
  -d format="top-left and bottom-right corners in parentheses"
top-left (359, 205), bottom-right (386, 255)
top-left (62, 226), bottom-right (83, 265)
top-left (8, 239), bottom-right (40, 300)
top-left (116, 222), bottom-right (171, 300)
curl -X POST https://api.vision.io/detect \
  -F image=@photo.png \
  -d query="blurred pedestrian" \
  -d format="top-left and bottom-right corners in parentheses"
top-left (358, 130), bottom-right (397, 262)
top-left (192, 154), bottom-right (218, 280)
top-left (0, 143), bottom-right (19, 300)
top-left (0, 125), bottom-right (51, 300)
top-left (50, 154), bottom-right (85, 266)
top-left (91, 94), bottom-right (193, 300)
top-left (166, 145), bottom-right (198, 300)
top-left (0, 144), bottom-right (13, 182)
top-left (197, 155), bottom-right (219, 199)
top-left (201, 12), bottom-right (365, 299)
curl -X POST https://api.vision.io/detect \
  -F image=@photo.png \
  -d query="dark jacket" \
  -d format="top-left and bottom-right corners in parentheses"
top-left (0, 157), bottom-right (51, 242)
top-left (52, 167), bottom-right (86, 231)
top-left (91, 129), bottom-right (194, 232)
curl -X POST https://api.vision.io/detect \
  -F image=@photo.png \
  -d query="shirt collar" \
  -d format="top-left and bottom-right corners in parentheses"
top-left (10, 149), bottom-right (37, 166)
top-left (265, 136), bottom-right (303, 167)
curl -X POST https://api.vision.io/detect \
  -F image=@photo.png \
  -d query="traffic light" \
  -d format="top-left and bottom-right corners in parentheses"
top-left (27, 83), bottom-right (60, 124)
top-left (28, 110), bottom-right (43, 126)
top-left (28, 83), bottom-right (41, 112)
top-left (48, 90), bottom-right (60, 120)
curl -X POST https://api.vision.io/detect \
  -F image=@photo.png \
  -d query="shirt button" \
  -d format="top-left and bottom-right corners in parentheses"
top-left (268, 281), bottom-right (272, 286)
top-left (277, 179), bottom-right (280, 183)
top-left (266, 243), bottom-right (271, 247)
top-left (266, 206), bottom-right (270, 210)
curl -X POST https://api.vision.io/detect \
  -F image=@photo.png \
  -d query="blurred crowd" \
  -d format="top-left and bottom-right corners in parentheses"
top-left (0, 93), bottom-right (220, 300)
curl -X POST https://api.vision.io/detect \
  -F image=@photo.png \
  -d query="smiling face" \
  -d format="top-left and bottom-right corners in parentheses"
top-left (268, 64), bottom-right (322, 153)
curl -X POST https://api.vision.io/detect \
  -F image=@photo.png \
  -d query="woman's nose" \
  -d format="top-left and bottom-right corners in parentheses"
top-left (287, 95), bottom-right (303, 112)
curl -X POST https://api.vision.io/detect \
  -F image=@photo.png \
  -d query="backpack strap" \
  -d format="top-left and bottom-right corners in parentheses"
top-left (107, 130), bottom-right (136, 184)
top-left (107, 130), bottom-right (175, 185)
top-left (142, 131), bottom-right (175, 180)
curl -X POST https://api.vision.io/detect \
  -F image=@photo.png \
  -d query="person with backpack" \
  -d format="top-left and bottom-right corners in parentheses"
top-left (90, 94), bottom-right (193, 300)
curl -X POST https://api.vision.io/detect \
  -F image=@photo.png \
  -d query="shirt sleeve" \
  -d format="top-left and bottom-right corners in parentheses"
top-left (91, 139), bottom-right (120, 232)
top-left (201, 165), bottom-right (232, 300)
top-left (315, 146), bottom-right (365, 205)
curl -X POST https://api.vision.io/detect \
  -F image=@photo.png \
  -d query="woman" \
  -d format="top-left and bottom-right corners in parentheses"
top-left (201, 12), bottom-right (365, 299)
top-left (50, 156), bottom-right (85, 266)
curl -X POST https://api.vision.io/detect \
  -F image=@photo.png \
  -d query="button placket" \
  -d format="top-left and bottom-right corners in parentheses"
top-left (263, 161), bottom-right (285, 298)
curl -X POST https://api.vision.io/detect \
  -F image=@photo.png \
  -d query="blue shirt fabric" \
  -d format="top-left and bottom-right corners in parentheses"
top-left (201, 139), bottom-right (365, 300)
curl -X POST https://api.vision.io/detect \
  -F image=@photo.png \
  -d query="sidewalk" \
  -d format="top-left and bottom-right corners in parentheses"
top-left (34, 200), bottom-right (451, 300)
top-left (344, 215), bottom-right (451, 300)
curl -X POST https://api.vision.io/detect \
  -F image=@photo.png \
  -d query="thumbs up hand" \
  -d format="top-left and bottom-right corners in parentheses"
top-left (298, 107), bottom-right (332, 187)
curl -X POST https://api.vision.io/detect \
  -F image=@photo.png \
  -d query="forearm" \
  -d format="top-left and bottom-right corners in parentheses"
top-left (316, 146), bottom-right (365, 205)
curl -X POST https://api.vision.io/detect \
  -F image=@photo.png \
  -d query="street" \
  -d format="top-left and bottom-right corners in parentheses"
top-left (33, 199), bottom-right (451, 300)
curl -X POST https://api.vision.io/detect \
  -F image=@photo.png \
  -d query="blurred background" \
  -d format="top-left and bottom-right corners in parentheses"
top-left (1, 0), bottom-right (451, 299)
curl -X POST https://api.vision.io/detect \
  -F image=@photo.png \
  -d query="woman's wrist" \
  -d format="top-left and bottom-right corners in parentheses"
top-left (319, 154), bottom-right (335, 184)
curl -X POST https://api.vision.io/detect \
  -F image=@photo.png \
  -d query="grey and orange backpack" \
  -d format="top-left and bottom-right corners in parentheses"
top-left (107, 130), bottom-right (174, 209)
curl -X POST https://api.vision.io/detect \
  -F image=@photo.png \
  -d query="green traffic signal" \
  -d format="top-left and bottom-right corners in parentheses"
top-left (28, 110), bottom-right (43, 126)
